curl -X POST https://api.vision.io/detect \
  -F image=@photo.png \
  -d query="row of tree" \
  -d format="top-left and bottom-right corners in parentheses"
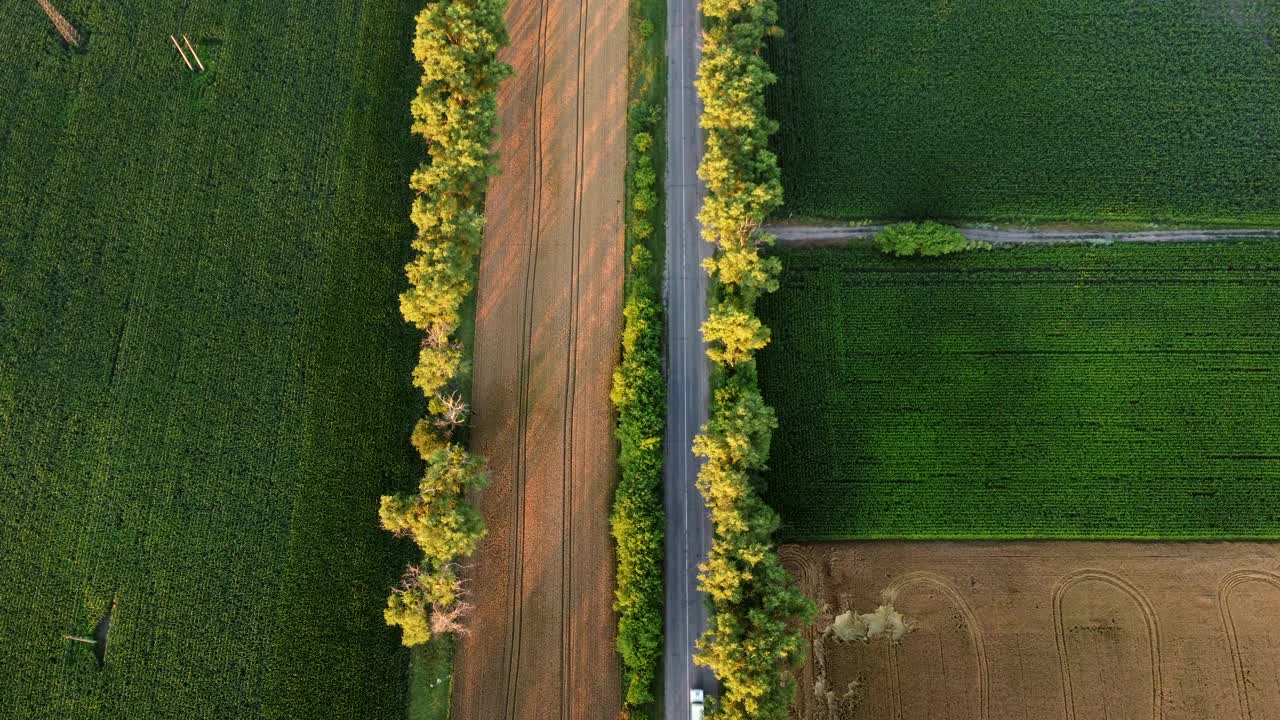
top-left (378, 0), bottom-right (512, 647)
top-left (692, 0), bottom-right (815, 717)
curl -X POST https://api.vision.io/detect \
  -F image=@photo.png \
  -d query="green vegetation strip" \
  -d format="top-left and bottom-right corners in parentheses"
top-left (766, 0), bottom-right (1280, 224)
top-left (758, 241), bottom-right (1280, 540)
top-left (610, 0), bottom-right (667, 711)
top-left (0, 1), bottom-right (422, 718)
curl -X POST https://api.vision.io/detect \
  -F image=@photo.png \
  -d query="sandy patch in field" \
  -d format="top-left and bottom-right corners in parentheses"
top-left (782, 542), bottom-right (1280, 720)
top-left (449, 0), bottom-right (627, 716)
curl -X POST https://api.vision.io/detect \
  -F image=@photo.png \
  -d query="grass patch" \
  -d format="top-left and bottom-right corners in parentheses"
top-left (0, 1), bottom-right (423, 717)
top-left (627, 0), bottom-right (667, 285)
top-left (408, 638), bottom-right (454, 720)
top-left (766, 0), bottom-right (1280, 224)
top-left (758, 241), bottom-right (1280, 540)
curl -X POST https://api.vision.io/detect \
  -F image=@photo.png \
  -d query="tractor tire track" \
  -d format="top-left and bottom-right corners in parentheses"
top-left (454, 0), bottom-right (625, 713)
top-left (1052, 569), bottom-right (1164, 720)
top-left (1218, 569), bottom-right (1280, 720)
top-left (501, 0), bottom-right (548, 707)
top-left (501, 0), bottom-right (552, 709)
top-left (559, 0), bottom-right (590, 714)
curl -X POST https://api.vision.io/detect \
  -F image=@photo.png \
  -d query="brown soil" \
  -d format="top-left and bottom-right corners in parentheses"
top-left (782, 542), bottom-right (1280, 720)
top-left (450, 0), bottom-right (626, 715)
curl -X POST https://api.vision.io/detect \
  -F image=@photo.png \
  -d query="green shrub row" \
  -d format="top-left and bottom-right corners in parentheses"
top-left (610, 245), bottom-right (666, 709)
top-left (612, 0), bottom-right (667, 709)
top-left (692, 0), bottom-right (814, 717)
top-left (875, 221), bottom-right (989, 257)
top-left (378, 0), bottom-right (512, 648)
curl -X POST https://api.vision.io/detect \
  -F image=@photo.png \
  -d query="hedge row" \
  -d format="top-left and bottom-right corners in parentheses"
top-left (378, 0), bottom-right (511, 647)
top-left (612, 0), bottom-right (667, 709)
top-left (692, 0), bottom-right (814, 717)
top-left (610, 245), bottom-right (665, 709)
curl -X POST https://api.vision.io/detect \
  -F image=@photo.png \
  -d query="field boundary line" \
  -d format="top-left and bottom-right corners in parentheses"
top-left (765, 223), bottom-right (1280, 246)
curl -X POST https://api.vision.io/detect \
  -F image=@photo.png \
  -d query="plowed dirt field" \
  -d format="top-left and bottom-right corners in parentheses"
top-left (450, 0), bottom-right (627, 715)
top-left (783, 542), bottom-right (1280, 720)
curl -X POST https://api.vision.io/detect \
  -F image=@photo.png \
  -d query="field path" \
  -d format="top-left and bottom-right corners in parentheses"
top-left (451, 0), bottom-right (626, 715)
top-left (767, 223), bottom-right (1280, 246)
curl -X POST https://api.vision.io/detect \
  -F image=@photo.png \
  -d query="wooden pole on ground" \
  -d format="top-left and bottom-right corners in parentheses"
top-left (170, 35), bottom-right (193, 71)
top-left (36, 0), bottom-right (80, 47)
top-left (182, 34), bottom-right (205, 71)
top-left (62, 635), bottom-right (97, 645)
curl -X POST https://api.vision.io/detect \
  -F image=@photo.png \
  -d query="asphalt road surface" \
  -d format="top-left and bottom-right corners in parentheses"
top-left (767, 223), bottom-right (1280, 245)
top-left (663, 0), bottom-right (718, 713)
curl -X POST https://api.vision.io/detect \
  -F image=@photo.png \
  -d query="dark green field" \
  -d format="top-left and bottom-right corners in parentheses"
top-left (765, 0), bottom-right (1280, 223)
top-left (757, 242), bottom-right (1280, 540)
top-left (0, 2), bottom-right (426, 718)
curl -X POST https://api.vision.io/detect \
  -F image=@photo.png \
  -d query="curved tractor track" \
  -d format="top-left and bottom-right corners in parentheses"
top-left (452, 0), bottom-right (626, 716)
top-left (785, 542), bottom-right (1280, 720)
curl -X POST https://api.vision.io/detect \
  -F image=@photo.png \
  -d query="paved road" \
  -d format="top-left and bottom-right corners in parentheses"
top-left (663, 0), bottom-right (717, 713)
top-left (767, 223), bottom-right (1280, 245)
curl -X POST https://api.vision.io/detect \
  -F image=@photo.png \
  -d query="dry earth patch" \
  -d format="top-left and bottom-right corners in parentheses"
top-left (783, 542), bottom-right (1280, 720)
top-left (450, 0), bottom-right (627, 715)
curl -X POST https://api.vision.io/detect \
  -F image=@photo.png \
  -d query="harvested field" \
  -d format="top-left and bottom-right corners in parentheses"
top-left (782, 541), bottom-right (1280, 720)
top-left (449, 0), bottom-right (627, 715)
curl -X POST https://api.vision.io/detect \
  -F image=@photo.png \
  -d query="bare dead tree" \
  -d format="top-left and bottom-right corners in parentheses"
top-left (431, 597), bottom-right (474, 635)
top-left (430, 578), bottom-right (474, 636)
top-left (398, 563), bottom-right (425, 588)
top-left (36, 0), bottom-right (79, 47)
top-left (433, 392), bottom-right (469, 430)
top-left (423, 324), bottom-right (451, 350)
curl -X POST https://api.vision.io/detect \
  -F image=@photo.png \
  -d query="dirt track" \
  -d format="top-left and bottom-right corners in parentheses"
top-left (765, 223), bottom-right (1280, 246)
top-left (782, 542), bottom-right (1280, 720)
top-left (451, 0), bottom-right (626, 715)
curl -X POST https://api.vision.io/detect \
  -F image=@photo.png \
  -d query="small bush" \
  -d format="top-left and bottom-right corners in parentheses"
top-left (633, 131), bottom-right (653, 154)
top-left (875, 222), bottom-right (990, 257)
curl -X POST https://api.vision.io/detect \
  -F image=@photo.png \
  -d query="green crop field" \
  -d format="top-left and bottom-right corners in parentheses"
top-left (757, 242), bottom-right (1280, 540)
top-left (0, 2), bottom-right (427, 718)
top-left (765, 0), bottom-right (1280, 224)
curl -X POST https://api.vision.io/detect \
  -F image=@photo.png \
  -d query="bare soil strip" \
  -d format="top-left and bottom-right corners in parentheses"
top-left (451, 0), bottom-right (627, 715)
top-left (782, 542), bottom-right (1280, 720)
top-left (766, 223), bottom-right (1280, 247)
